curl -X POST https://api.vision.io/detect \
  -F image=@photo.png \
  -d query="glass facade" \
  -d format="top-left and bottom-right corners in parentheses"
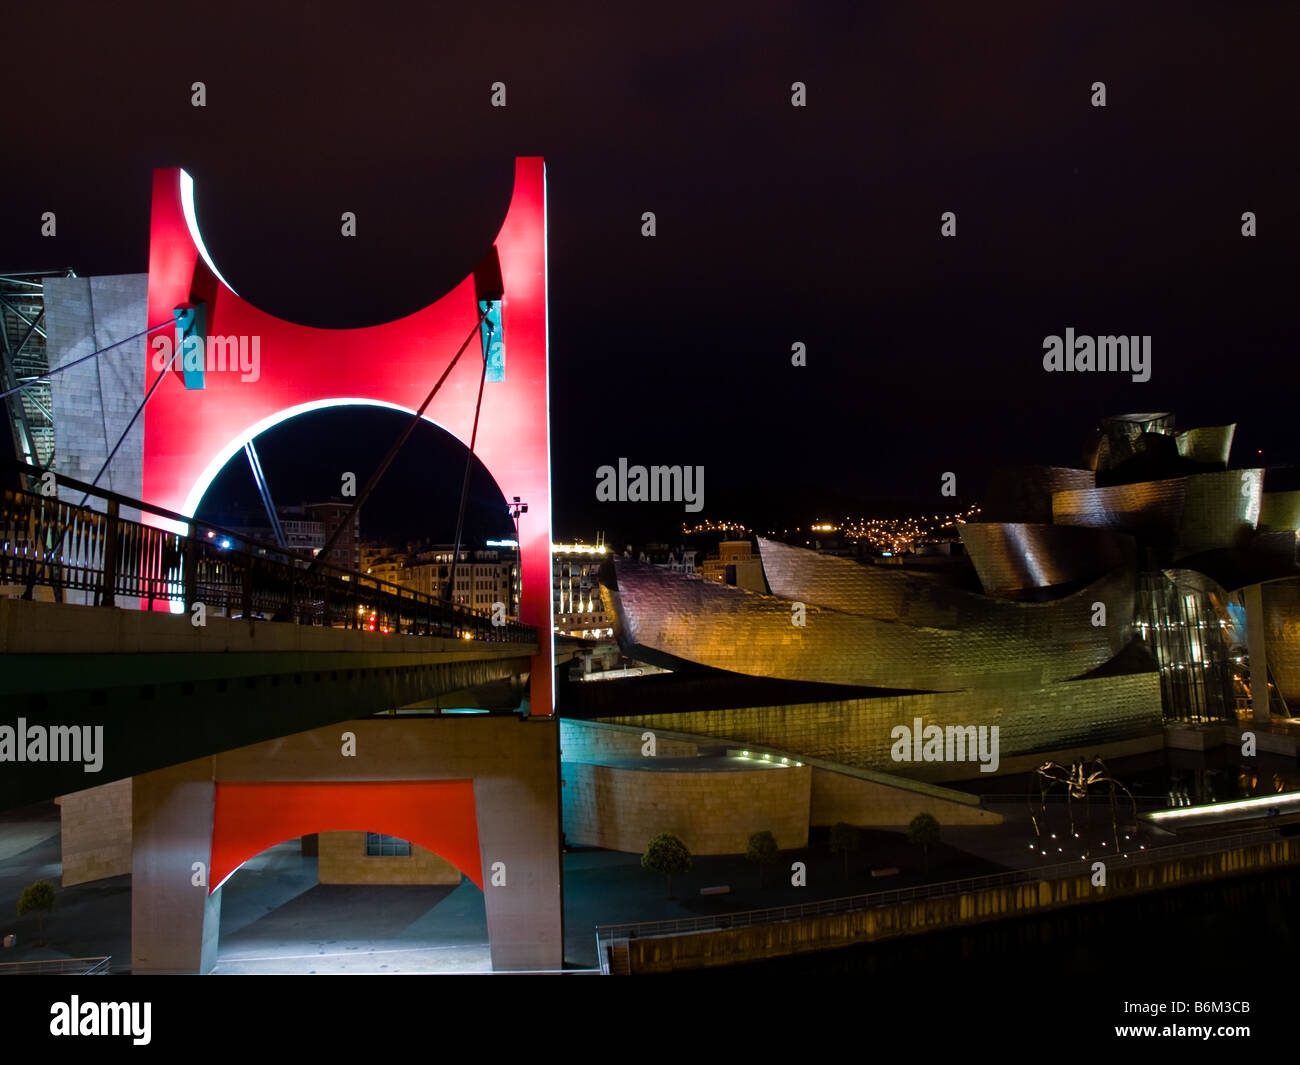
top-left (1135, 572), bottom-right (1237, 723)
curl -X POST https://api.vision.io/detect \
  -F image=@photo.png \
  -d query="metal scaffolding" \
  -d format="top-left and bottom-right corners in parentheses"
top-left (0, 268), bottom-right (75, 472)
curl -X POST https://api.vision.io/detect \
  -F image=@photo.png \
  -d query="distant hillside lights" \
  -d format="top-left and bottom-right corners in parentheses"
top-left (596, 459), bottom-right (704, 513)
top-left (1043, 330), bottom-right (1151, 383)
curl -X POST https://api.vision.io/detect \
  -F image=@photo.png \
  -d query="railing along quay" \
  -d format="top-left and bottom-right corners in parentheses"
top-left (0, 956), bottom-right (112, 975)
top-left (595, 825), bottom-right (1286, 946)
top-left (0, 460), bottom-right (535, 645)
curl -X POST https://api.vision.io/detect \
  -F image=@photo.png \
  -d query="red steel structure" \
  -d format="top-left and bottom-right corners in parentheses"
top-left (141, 157), bottom-right (553, 714)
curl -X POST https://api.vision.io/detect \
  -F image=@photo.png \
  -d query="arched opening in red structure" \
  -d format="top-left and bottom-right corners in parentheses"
top-left (210, 781), bottom-right (488, 973)
top-left (193, 404), bottom-right (520, 615)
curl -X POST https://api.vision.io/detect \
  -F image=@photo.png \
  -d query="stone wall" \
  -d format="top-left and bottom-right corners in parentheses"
top-left (318, 831), bottom-right (462, 885)
top-left (57, 778), bottom-right (132, 886)
top-left (601, 671), bottom-right (1163, 782)
top-left (562, 760), bottom-right (810, 854)
top-left (810, 768), bottom-right (1000, 827)
top-left (44, 274), bottom-right (147, 509)
top-left (559, 718), bottom-right (700, 761)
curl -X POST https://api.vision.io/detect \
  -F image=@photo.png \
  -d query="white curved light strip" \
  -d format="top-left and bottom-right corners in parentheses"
top-left (180, 169), bottom-right (239, 297)
top-left (543, 161), bottom-right (556, 712)
top-left (162, 400), bottom-right (459, 613)
top-left (180, 397), bottom-right (456, 520)
top-left (1147, 791), bottom-right (1300, 822)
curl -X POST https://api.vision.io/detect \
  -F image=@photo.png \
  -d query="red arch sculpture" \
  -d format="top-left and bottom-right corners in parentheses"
top-left (209, 780), bottom-right (482, 893)
top-left (142, 158), bottom-right (553, 713)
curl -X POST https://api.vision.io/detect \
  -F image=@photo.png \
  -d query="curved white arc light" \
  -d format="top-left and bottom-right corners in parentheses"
top-left (210, 863), bottom-right (245, 894)
top-left (180, 168), bottom-right (239, 297)
top-left (180, 397), bottom-right (463, 520)
top-left (543, 161), bottom-right (556, 713)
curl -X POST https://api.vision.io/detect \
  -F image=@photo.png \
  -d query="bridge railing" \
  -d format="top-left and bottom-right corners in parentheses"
top-left (0, 460), bottom-right (536, 645)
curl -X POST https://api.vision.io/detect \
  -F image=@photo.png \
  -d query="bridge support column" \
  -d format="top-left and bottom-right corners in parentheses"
top-left (474, 721), bottom-right (564, 971)
top-left (131, 758), bottom-right (222, 974)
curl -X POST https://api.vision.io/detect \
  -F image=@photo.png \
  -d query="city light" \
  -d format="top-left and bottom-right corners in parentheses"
top-left (1148, 792), bottom-right (1300, 822)
top-left (680, 519), bottom-right (749, 535)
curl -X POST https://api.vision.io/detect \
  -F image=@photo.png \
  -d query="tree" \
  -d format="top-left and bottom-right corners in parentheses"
top-left (746, 830), bottom-right (779, 888)
top-left (907, 813), bottom-right (940, 872)
top-left (830, 822), bottom-right (863, 879)
top-left (642, 833), bottom-right (692, 899)
top-left (17, 880), bottom-right (55, 946)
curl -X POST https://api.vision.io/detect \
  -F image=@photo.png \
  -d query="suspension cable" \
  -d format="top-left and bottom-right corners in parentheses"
top-left (0, 319), bottom-right (175, 401)
top-left (445, 329), bottom-right (491, 603)
top-left (306, 306), bottom-right (489, 575)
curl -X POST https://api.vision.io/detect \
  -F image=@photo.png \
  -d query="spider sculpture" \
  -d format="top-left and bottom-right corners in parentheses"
top-left (1028, 757), bottom-right (1137, 858)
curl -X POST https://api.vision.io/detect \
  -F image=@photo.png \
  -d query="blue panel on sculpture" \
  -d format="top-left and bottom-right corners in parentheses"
top-left (479, 299), bottom-right (505, 382)
top-left (173, 300), bottom-right (207, 390)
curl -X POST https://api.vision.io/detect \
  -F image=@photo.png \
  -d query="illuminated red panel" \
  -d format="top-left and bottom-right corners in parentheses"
top-left (143, 158), bottom-right (553, 713)
top-left (208, 780), bottom-right (482, 893)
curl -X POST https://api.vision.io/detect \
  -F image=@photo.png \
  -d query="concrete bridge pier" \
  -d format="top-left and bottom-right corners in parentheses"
top-left (127, 716), bottom-right (564, 974)
top-left (131, 759), bottom-right (223, 974)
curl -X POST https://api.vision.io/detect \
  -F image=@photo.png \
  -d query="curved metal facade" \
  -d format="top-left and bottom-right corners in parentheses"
top-left (981, 466), bottom-right (1096, 523)
top-left (1052, 469), bottom-right (1263, 557)
top-left (1263, 576), bottom-right (1300, 709)
top-left (758, 537), bottom-right (980, 624)
top-left (958, 523), bottom-right (1135, 598)
top-left (1260, 492), bottom-right (1300, 532)
top-left (604, 414), bottom-right (1300, 738)
top-left (607, 554), bottom-right (1135, 692)
top-left (1175, 424), bottom-right (1235, 467)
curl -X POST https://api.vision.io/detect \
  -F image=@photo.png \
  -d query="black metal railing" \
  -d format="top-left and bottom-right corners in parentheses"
top-left (0, 460), bottom-right (536, 645)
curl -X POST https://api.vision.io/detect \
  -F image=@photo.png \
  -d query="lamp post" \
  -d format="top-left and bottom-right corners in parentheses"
top-left (508, 497), bottom-right (528, 619)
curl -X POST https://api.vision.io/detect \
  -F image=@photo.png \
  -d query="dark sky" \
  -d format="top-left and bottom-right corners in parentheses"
top-left (3, 1), bottom-right (1297, 545)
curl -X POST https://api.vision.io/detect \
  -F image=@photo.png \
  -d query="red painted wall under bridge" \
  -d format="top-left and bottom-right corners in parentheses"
top-left (208, 780), bottom-right (483, 893)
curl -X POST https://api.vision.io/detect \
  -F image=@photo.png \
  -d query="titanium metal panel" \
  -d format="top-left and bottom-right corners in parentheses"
top-left (958, 523), bottom-right (1135, 597)
top-left (1175, 424), bottom-right (1235, 467)
top-left (757, 537), bottom-right (979, 624)
top-left (981, 466), bottom-right (1096, 523)
top-left (1263, 576), bottom-right (1300, 709)
top-left (1260, 492), bottom-right (1300, 532)
top-left (1052, 469), bottom-right (1262, 557)
top-left (606, 556), bottom-right (1134, 692)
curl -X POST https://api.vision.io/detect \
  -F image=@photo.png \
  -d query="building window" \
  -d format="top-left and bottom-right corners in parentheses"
top-left (366, 833), bottom-right (411, 857)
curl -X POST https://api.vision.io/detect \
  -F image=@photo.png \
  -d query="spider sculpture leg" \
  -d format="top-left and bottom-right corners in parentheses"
top-left (1027, 775), bottom-right (1044, 840)
top-left (1110, 777), bottom-right (1137, 852)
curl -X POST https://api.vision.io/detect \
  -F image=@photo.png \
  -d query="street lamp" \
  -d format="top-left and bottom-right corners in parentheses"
top-left (508, 496), bottom-right (528, 538)
top-left (508, 497), bottom-right (528, 617)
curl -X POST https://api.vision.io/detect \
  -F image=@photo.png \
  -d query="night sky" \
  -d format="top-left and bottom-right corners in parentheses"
top-left (3, 2), bottom-right (1297, 546)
